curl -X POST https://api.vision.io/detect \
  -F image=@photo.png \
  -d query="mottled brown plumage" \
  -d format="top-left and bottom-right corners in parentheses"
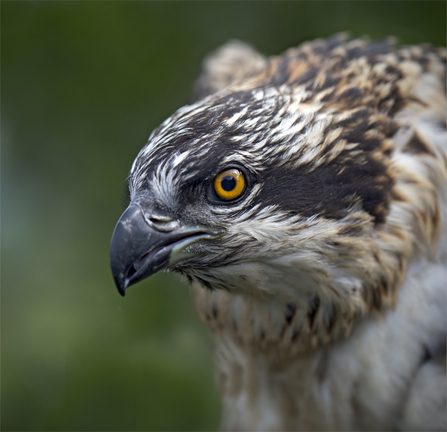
top-left (111, 35), bottom-right (446, 431)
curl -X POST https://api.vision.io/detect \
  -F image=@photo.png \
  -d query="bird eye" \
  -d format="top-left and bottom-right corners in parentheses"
top-left (213, 169), bottom-right (246, 201)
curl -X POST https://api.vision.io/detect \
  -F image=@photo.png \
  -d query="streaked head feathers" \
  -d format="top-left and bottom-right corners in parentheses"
top-left (123, 34), bottom-right (446, 345)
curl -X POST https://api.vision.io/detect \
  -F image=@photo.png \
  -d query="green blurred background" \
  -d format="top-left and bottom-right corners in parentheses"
top-left (2, 1), bottom-right (445, 430)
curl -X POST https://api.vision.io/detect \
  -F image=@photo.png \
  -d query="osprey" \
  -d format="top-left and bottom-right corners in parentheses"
top-left (110, 35), bottom-right (446, 431)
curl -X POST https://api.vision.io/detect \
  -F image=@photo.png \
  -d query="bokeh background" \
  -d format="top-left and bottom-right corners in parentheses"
top-left (2, 1), bottom-right (445, 430)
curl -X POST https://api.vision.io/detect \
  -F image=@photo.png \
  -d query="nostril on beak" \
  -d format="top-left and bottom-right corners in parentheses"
top-left (147, 214), bottom-right (178, 232)
top-left (149, 215), bottom-right (173, 224)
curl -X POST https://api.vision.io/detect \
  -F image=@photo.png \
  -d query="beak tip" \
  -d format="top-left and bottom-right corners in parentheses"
top-left (112, 272), bottom-right (128, 297)
top-left (117, 280), bottom-right (127, 297)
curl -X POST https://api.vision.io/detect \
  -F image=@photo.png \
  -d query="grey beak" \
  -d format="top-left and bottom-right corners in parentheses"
top-left (110, 204), bottom-right (223, 296)
top-left (110, 204), bottom-right (171, 296)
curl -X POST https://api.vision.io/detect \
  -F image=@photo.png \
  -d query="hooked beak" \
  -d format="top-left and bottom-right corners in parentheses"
top-left (110, 204), bottom-right (223, 296)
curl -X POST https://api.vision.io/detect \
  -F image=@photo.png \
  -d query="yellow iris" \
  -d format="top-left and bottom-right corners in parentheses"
top-left (213, 169), bottom-right (246, 201)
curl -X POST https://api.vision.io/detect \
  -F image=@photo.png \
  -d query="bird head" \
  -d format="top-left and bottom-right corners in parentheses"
top-left (111, 81), bottom-right (404, 316)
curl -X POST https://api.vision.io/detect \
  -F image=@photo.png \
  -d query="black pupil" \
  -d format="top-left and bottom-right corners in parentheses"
top-left (221, 176), bottom-right (236, 192)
